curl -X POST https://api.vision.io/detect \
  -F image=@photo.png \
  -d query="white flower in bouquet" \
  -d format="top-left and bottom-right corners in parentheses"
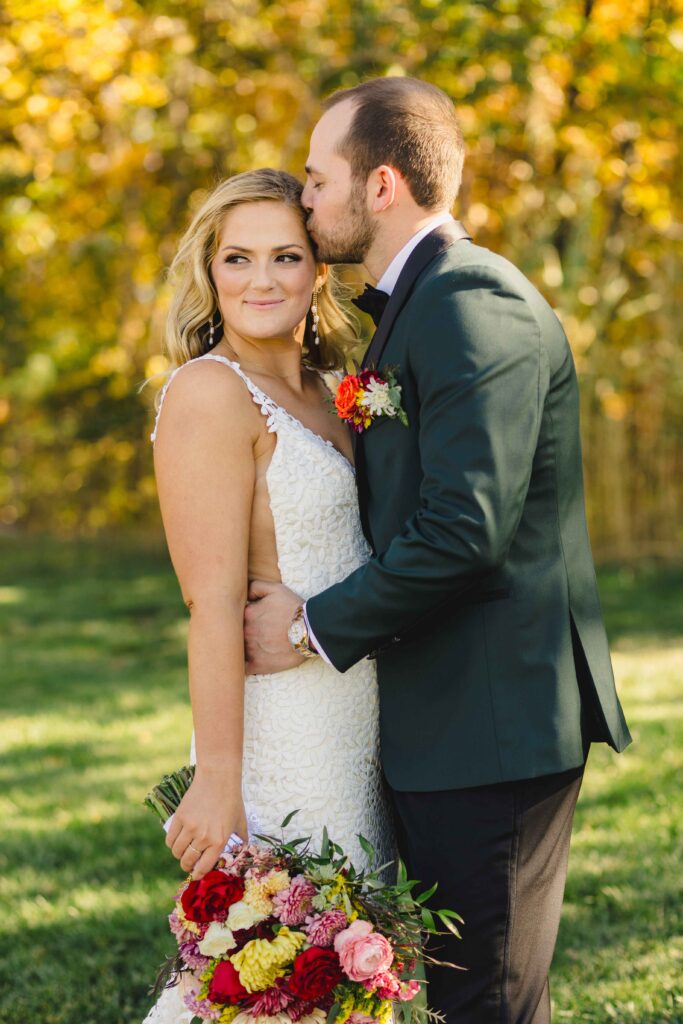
top-left (227, 898), bottom-right (268, 931)
top-left (360, 380), bottom-right (398, 417)
top-left (197, 920), bottom-right (237, 957)
top-left (233, 1014), bottom-right (292, 1024)
top-left (297, 1011), bottom-right (327, 1024)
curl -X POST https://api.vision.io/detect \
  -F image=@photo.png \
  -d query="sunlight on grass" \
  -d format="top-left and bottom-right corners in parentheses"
top-left (1, 538), bottom-right (681, 1024)
top-left (550, 626), bottom-right (682, 1023)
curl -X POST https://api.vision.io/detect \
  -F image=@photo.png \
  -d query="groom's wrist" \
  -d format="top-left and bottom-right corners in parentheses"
top-left (302, 604), bottom-right (335, 667)
top-left (287, 605), bottom-right (319, 659)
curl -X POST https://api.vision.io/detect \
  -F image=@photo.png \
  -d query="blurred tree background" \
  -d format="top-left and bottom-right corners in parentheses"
top-left (0, 0), bottom-right (681, 557)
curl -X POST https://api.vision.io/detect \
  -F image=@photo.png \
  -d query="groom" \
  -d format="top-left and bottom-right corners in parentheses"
top-left (244, 77), bottom-right (631, 1022)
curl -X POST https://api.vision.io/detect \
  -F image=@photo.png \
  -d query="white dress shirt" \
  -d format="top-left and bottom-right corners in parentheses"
top-left (303, 212), bottom-right (455, 665)
top-left (376, 211), bottom-right (454, 295)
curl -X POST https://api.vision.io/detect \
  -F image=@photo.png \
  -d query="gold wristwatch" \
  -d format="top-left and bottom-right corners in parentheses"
top-left (287, 606), bottom-right (319, 659)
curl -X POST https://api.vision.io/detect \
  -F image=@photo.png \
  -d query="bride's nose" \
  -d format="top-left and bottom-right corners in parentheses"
top-left (249, 259), bottom-right (277, 291)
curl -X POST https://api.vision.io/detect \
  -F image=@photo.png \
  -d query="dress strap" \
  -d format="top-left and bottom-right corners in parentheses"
top-left (149, 352), bottom-right (280, 445)
top-left (202, 354), bottom-right (280, 431)
top-left (149, 363), bottom-right (184, 445)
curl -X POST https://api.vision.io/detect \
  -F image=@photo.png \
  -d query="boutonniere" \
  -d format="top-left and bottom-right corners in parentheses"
top-left (333, 365), bottom-right (409, 434)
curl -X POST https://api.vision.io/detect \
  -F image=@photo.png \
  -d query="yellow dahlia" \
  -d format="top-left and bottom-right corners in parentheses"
top-left (231, 926), bottom-right (305, 993)
top-left (243, 869), bottom-right (291, 915)
top-left (243, 879), bottom-right (273, 917)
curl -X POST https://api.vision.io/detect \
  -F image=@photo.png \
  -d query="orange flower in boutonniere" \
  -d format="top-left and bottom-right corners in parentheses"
top-left (334, 367), bottom-right (409, 434)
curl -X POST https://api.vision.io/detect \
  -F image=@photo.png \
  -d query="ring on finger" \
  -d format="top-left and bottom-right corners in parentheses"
top-left (188, 843), bottom-right (202, 856)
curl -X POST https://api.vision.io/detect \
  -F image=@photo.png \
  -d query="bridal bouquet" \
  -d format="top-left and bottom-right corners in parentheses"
top-left (145, 768), bottom-right (462, 1024)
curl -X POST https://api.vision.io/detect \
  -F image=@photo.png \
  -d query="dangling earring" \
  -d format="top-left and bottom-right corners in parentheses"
top-left (311, 288), bottom-right (320, 346)
top-left (206, 309), bottom-right (221, 349)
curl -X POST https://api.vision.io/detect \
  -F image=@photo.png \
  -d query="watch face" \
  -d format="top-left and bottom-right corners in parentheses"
top-left (289, 619), bottom-right (306, 646)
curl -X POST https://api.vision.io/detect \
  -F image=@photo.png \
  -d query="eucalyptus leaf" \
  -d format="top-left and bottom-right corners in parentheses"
top-left (420, 906), bottom-right (437, 932)
top-left (358, 833), bottom-right (376, 865)
top-left (415, 881), bottom-right (438, 904)
top-left (280, 809), bottom-right (301, 829)
top-left (437, 908), bottom-right (465, 924)
top-left (437, 914), bottom-right (462, 938)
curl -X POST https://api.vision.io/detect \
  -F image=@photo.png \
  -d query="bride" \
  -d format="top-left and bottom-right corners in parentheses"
top-left (143, 168), bottom-right (393, 1023)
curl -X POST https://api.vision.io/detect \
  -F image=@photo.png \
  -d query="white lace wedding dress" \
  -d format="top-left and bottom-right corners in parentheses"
top-left (143, 353), bottom-right (394, 1024)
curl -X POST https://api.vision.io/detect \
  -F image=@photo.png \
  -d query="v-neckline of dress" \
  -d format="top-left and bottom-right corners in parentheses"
top-left (202, 353), bottom-right (355, 472)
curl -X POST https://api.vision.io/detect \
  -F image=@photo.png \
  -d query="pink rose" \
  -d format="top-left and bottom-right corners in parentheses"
top-left (333, 920), bottom-right (394, 982)
top-left (347, 1015), bottom-right (378, 1024)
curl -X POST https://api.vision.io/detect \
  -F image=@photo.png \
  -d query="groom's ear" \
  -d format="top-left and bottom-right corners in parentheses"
top-left (369, 165), bottom-right (398, 213)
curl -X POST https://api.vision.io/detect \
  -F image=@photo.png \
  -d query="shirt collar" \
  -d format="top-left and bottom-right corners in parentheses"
top-left (375, 212), bottom-right (455, 296)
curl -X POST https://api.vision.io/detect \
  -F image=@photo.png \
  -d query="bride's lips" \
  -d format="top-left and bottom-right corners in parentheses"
top-left (244, 299), bottom-right (285, 308)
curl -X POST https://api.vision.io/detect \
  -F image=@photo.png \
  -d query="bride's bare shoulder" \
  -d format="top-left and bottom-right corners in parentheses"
top-left (151, 355), bottom-right (259, 452)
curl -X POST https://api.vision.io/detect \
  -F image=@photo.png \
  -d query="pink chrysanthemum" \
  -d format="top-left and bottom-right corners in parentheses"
top-left (178, 941), bottom-right (211, 970)
top-left (182, 991), bottom-right (221, 1020)
top-left (248, 979), bottom-right (295, 1016)
top-left (272, 875), bottom-right (316, 925)
top-left (304, 909), bottom-right (348, 947)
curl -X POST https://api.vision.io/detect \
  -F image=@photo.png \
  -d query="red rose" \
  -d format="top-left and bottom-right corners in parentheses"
top-left (335, 375), bottom-right (360, 419)
top-left (287, 946), bottom-right (343, 1001)
top-left (180, 870), bottom-right (245, 923)
top-left (358, 369), bottom-right (380, 388)
top-left (208, 959), bottom-right (249, 1005)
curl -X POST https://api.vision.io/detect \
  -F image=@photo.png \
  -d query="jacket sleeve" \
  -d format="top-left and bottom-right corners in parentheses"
top-left (305, 263), bottom-right (549, 672)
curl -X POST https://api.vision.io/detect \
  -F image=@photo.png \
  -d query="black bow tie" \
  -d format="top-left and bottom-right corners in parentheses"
top-left (351, 284), bottom-right (390, 326)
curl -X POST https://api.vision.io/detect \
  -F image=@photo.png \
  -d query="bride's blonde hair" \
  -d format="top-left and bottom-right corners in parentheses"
top-left (164, 168), bottom-right (359, 371)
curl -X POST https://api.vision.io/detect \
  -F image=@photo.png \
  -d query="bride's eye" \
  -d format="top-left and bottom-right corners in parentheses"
top-left (275, 253), bottom-right (303, 263)
top-left (224, 254), bottom-right (248, 264)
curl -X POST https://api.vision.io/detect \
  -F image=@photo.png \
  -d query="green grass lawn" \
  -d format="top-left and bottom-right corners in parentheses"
top-left (1, 536), bottom-right (681, 1023)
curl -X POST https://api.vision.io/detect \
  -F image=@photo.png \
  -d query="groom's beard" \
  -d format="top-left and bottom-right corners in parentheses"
top-left (308, 180), bottom-right (377, 264)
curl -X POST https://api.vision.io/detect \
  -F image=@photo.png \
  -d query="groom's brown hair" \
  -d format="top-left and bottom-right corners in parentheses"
top-left (322, 76), bottom-right (464, 210)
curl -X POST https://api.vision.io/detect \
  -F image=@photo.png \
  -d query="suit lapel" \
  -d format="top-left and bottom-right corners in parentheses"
top-left (352, 220), bottom-right (471, 459)
top-left (352, 220), bottom-right (471, 546)
top-left (361, 220), bottom-right (471, 371)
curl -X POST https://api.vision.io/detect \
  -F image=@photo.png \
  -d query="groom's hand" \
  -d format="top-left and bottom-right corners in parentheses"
top-left (244, 580), bottom-right (305, 675)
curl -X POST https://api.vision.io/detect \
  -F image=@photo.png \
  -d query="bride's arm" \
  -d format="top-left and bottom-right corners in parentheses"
top-left (152, 360), bottom-right (258, 880)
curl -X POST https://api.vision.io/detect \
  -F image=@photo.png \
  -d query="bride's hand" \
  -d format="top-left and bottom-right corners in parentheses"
top-left (165, 765), bottom-right (247, 881)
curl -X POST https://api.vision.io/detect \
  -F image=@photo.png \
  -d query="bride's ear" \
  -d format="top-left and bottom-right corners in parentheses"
top-left (315, 263), bottom-right (329, 289)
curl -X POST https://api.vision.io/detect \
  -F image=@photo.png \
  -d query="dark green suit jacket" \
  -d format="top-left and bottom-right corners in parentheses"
top-left (307, 225), bottom-right (631, 791)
